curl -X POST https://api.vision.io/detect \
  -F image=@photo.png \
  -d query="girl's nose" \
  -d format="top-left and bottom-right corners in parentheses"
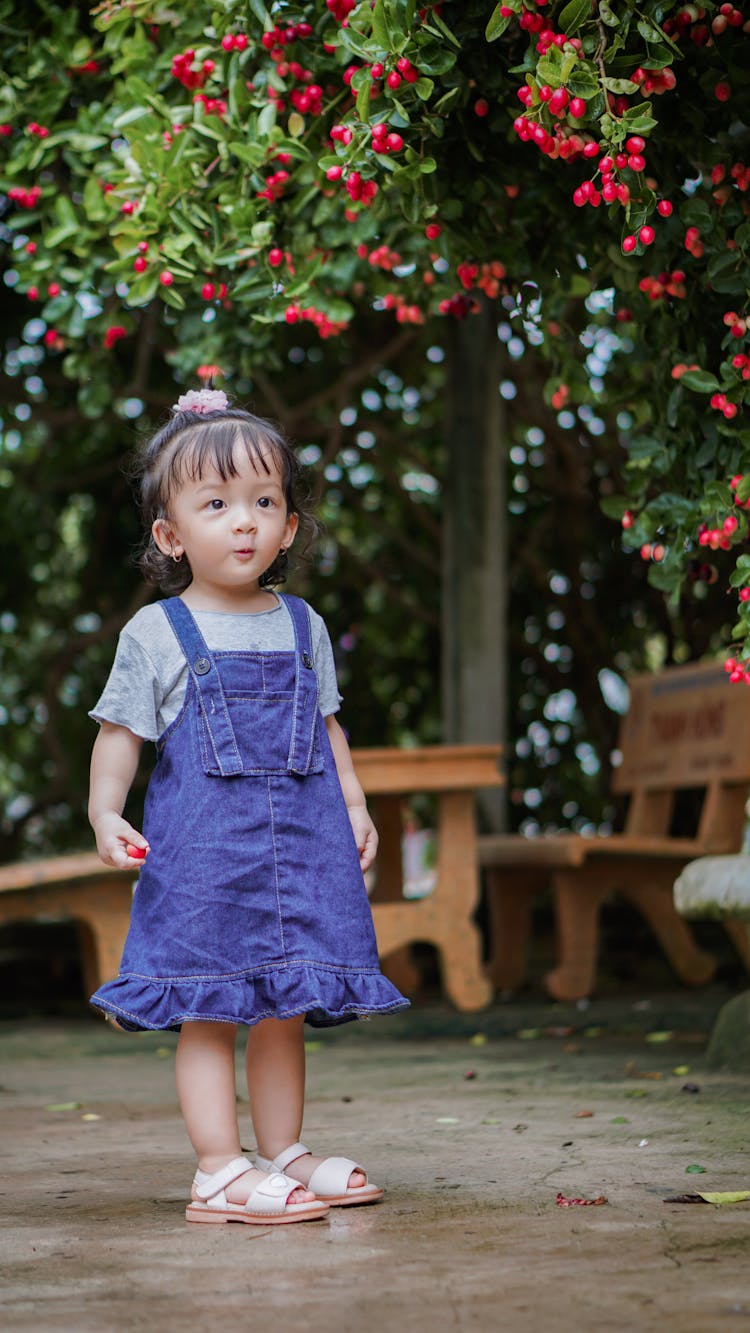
top-left (232, 508), bottom-right (256, 531)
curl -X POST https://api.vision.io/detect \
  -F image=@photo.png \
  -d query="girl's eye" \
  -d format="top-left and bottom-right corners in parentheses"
top-left (208, 498), bottom-right (225, 511)
top-left (257, 496), bottom-right (275, 509)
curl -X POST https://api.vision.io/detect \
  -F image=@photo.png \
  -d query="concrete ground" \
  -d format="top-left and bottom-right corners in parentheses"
top-left (1, 990), bottom-right (749, 1333)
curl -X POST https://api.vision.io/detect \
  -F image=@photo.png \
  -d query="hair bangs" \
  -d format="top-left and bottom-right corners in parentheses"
top-left (159, 417), bottom-right (285, 508)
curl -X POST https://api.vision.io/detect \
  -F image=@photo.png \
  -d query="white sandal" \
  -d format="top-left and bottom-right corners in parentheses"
top-left (185, 1155), bottom-right (330, 1225)
top-left (256, 1141), bottom-right (384, 1207)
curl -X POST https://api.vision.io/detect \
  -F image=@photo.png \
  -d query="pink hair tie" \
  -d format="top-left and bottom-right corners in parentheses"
top-left (172, 388), bottom-right (229, 415)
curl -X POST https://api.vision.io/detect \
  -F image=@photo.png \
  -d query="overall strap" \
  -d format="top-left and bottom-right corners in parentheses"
top-left (279, 594), bottom-right (320, 776)
top-left (159, 598), bottom-right (244, 777)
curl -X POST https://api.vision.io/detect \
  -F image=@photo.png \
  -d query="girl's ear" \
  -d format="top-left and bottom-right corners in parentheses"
top-left (282, 511), bottom-right (299, 550)
top-left (152, 517), bottom-right (182, 560)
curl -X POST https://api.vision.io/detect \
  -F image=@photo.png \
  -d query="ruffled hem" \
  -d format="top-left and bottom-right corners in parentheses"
top-left (89, 961), bottom-right (410, 1032)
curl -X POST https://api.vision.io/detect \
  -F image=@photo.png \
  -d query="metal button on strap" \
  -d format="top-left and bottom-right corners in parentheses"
top-left (194, 657), bottom-right (211, 675)
top-left (302, 652), bottom-right (313, 669)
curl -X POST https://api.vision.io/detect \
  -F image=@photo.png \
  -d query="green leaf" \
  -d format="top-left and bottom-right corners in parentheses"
top-left (558, 0), bottom-right (592, 35)
top-left (681, 369), bottom-right (721, 395)
top-left (599, 0), bottom-right (619, 24)
top-left (356, 77), bottom-right (371, 121)
top-left (257, 103), bottom-right (277, 139)
top-left (414, 76), bottom-right (434, 100)
top-left (112, 105), bottom-right (152, 130)
top-left (603, 78), bottom-right (639, 94)
top-left (486, 4), bottom-right (515, 39)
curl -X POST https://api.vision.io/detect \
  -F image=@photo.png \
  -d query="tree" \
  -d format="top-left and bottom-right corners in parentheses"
top-left (1, 0), bottom-right (749, 856)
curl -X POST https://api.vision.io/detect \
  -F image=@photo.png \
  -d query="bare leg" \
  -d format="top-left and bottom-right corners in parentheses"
top-left (176, 1020), bottom-right (313, 1204)
top-left (246, 1015), bottom-right (366, 1190)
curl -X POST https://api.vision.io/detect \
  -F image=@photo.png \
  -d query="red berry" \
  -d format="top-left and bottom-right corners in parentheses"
top-left (386, 71), bottom-right (401, 90)
top-left (160, 271), bottom-right (174, 286)
top-left (656, 199), bottom-right (673, 217)
top-left (47, 282), bottom-right (61, 297)
top-left (625, 135), bottom-right (645, 153)
top-left (622, 234), bottom-right (637, 253)
top-left (639, 224), bottom-right (655, 245)
top-left (268, 247), bottom-right (284, 267)
top-left (548, 87), bottom-right (569, 115)
top-left (221, 34), bottom-right (235, 50)
top-left (622, 510), bottom-right (634, 529)
top-left (474, 98), bottom-right (489, 117)
top-left (201, 282), bottom-right (215, 299)
top-left (371, 62), bottom-right (384, 78)
top-left (133, 256), bottom-right (148, 272)
top-left (715, 81), bottom-right (731, 101)
top-left (569, 97), bottom-right (586, 118)
top-left (425, 222), bottom-right (441, 240)
top-left (235, 34), bottom-right (248, 50)
top-left (386, 132), bottom-right (404, 152)
top-left (627, 153), bottom-right (646, 172)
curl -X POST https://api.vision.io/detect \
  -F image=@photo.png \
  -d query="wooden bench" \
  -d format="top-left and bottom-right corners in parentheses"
top-left (0, 744), bottom-right (503, 1014)
top-left (480, 661), bottom-right (750, 1001)
top-left (0, 853), bottom-right (135, 997)
top-left (354, 744), bottom-right (503, 1012)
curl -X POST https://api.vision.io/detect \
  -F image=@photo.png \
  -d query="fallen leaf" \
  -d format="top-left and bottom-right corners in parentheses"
top-left (563, 1042), bottom-right (581, 1053)
top-left (81, 1113), bottom-right (101, 1122)
top-left (645, 1031), bottom-right (674, 1044)
top-left (663, 1194), bottom-right (707, 1204)
top-left (625, 1060), bottom-right (663, 1080)
top-left (545, 1026), bottom-right (575, 1038)
top-left (436, 1117), bottom-right (460, 1124)
top-left (638, 1139), bottom-right (650, 1148)
top-left (463, 1070), bottom-right (477, 1080)
top-left (698, 1191), bottom-right (750, 1205)
top-left (517, 1028), bottom-right (541, 1040)
top-left (575, 1110), bottom-right (594, 1118)
top-left (610, 1116), bottom-right (630, 1124)
top-left (481, 1117), bottom-right (502, 1125)
top-left (513, 1123), bottom-right (528, 1133)
top-left (685, 1164), bottom-right (707, 1174)
top-left (45, 1102), bottom-right (82, 1112)
top-left (469, 1033), bottom-right (487, 1047)
top-left (556, 1192), bottom-right (608, 1207)
top-left (155, 1047), bottom-right (171, 1058)
top-left (582, 1027), bottom-right (604, 1038)
top-left (304, 1041), bottom-right (323, 1052)
top-left (672, 1065), bottom-right (690, 1076)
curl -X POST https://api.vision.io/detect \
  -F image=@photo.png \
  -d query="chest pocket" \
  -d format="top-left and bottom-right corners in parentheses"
top-left (195, 652), bottom-right (324, 778)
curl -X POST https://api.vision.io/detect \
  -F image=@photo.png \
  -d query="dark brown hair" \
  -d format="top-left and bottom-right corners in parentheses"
top-left (132, 405), bottom-right (317, 593)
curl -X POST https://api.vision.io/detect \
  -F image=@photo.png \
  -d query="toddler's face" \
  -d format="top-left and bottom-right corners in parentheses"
top-left (153, 440), bottom-right (298, 600)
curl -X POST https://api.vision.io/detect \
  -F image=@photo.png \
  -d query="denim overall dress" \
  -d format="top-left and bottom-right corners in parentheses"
top-left (90, 594), bottom-right (408, 1031)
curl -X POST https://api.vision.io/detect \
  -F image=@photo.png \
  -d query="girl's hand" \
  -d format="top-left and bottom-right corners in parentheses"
top-left (92, 812), bottom-right (150, 869)
top-left (347, 804), bottom-right (378, 873)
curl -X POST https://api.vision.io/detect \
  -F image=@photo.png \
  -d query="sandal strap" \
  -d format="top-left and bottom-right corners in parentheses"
top-left (193, 1155), bottom-right (255, 1203)
top-left (246, 1171), bottom-right (305, 1216)
top-left (308, 1156), bottom-right (365, 1197)
top-left (269, 1141), bottom-right (311, 1174)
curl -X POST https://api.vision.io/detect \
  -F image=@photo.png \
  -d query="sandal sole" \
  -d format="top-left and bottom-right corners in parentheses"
top-left (185, 1204), bottom-right (330, 1226)
top-left (319, 1189), bottom-right (384, 1207)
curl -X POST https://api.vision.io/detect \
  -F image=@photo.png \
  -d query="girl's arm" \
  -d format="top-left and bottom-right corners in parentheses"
top-left (89, 721), bottom-right (150, 868)
top-left (325, 714), bottom-right (378, 872)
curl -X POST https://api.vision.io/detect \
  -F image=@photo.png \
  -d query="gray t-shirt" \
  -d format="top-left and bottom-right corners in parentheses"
top-left (89, 596), bottom-right (342, 743)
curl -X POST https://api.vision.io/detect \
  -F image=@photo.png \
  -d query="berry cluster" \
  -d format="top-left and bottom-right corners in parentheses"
top-left (284, 304), bottom-right (348, 337)
top-left (438, 293), bottom-right (476, 319)
top-left (200, 281), bottom-right (229, 300)
top-left (732, 353), bottom-right (750, 379)
top-left (256, 169), bottom-right (289, 203)
top-left (709, 391), bottom-right (739, 418)
top-left (724, 658), bottom-right (750, 684)
top-left (194, 93), bottom-right (227, 118)
top-left (630, 65), bottom-right (677, 93)
top-left (380, 293), bottom-right (426, 323)
top-left (723, 310), bottom-right (748, 338)
top-left (357, 242), bottom-right (402, 270)
top-left (220, 33), bottom-right (249, 52)
top-left (638, 269), bottom-right (686, 301)
top-left (171, 50), bottom-right (214, 90)
top-left (261, 21), bottom-right (313, 58)
top-left (371, 123), bottom-right (404, 154)
top-left (26, 122), bottom-right (50, 138)
top-left (640, 542), bottom-right (666, 562)
top-left (684, 226), bottom-right (704, 258)
top-left (698, 515), bottom-right (740, 549)
top-left (8, 185), bottom-right (41, 208)
top-left (711, 161), bottom-right (750, 193)
top-left (326, 0), bottom-right (356, 21)
top-left (103, 325), bottom-right (127, 349)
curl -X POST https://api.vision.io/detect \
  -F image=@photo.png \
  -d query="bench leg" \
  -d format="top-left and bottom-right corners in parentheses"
top-left (370, 794), bottom-right (421, 996)
top-left (485, 869), bottom-right (537, 993)
top-left (623, 882), bottom-right (716, 987)
top-left (545, 872), bottom-right (608, 1001)
top-left (436, 921), bottom-right (493, 1011)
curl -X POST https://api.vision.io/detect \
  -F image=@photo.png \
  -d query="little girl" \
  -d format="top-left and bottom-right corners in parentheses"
top-left (88, 388), bottom-right (408, 1226)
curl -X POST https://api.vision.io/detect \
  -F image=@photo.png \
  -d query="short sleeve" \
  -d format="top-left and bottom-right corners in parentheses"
top-left (88, 632), bottom-right (164, 742)
top-left (311, 616), bottom-right (343, 717)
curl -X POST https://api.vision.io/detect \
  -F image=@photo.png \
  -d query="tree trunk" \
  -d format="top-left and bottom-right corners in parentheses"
top-left (441, 301), bottom-right (507, 831)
